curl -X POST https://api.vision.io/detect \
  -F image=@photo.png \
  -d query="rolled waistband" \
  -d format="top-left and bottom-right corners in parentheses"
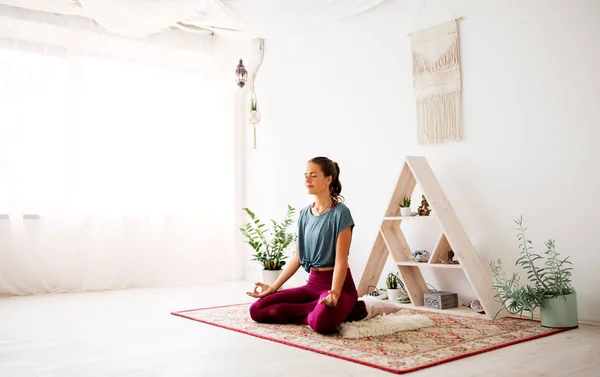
top-left (308, 268), bottom-right (352, 283)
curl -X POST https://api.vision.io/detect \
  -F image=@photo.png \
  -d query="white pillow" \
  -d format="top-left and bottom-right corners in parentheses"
top-left (360, 296), bottom-right (402, 320)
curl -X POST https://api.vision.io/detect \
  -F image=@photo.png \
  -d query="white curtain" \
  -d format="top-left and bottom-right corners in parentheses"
top-left (0, 29), bottom-right (233, 295)
top-left (224, 0), bottom-right (390, 37)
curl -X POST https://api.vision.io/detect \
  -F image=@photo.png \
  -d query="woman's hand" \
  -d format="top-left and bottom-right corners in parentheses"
top-left (246, 282), bottom-right (273, 298)
top-left (319, 290), bottom-right (340, 307)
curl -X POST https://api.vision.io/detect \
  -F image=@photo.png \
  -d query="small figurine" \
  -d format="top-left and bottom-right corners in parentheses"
top-left (417, 195), bottom-right (431, 216)
top-left (447, 250), bottom-right (459, 264)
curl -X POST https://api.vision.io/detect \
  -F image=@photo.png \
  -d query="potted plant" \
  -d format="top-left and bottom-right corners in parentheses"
top-left (240, 205), bottom-right (297, 285)
top-left (248, 95), bottom-right (261, 124)
top-left (399, 195), bottom-right (411, 217)
top-left (248, 94), bottom-right (261, 149)
top-left (489, 216), bottom-right (578, 328)
top-left (386, 272), bottom-right (405, 303)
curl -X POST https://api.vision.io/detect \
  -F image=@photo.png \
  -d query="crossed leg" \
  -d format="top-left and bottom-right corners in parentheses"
top-left (249, 286), bottom-right (365, 334)
top-left (249, 286), bottom-right (319, 324)
top-left (306, 290), bottom-right (359, 334)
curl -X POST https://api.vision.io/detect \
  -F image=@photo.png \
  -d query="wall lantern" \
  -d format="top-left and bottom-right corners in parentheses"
top-left (235, 59), bottom-right (247, 88)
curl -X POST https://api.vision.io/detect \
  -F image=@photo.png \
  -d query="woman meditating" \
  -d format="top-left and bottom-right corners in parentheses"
top-left (247, 156), bottom-right (368, 334)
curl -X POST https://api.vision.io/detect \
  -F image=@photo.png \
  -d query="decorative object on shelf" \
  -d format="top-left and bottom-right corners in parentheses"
top-left (248, 93), bottom-right (261, 149)
top-left (410, 249), bottom-right (430, 262)
top-left (424, 291), bottom-right (458, 310)
top-left (366, 286), bottom-right (388, 300)
top-left (385, 272), bottom-right (405, 302)
top-left (409, 18), bottom-right (463, 145)
top-left (399, 195), bottom-right (412, 217)
top-left (489, 216), bottom-right (578, 328)
top-left (469, 300), bottom-right (485, 314)
top-left (417, 194), bottom-right (431, 216)
top-left (240, 205), bottom-right (297, 285)
top-left (447, 250), bottom-right (459, 264)
top-left (235, 58), bottom-right (247, 88)
top-left (426, 283), bottom-right (438, 293)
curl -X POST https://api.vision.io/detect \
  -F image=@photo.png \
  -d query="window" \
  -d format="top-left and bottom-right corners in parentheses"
top-left (0, 38), bottom-right (229, 216)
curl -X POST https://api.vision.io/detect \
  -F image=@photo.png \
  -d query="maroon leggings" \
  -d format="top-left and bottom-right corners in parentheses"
top-left (248, 268), bottom-right (367, 334)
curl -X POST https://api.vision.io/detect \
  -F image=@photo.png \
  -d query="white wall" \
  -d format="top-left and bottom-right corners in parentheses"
top-left (213, 36), bottom-right (254, 281)
top-left (242, 0), bottom-right (600, 323)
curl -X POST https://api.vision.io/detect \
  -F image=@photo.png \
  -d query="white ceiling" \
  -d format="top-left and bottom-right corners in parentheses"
top-left (0, 0), bottom-right (241, 38)
top-left (0, 0), bottom-right (388, 39)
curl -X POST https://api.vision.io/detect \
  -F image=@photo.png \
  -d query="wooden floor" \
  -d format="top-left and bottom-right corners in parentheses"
top-left (0, 281), bottom-right (599, 376)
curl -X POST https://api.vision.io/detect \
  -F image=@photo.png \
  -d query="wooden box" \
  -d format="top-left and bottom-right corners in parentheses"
top-left (424, 291), bottom-right (458, 310)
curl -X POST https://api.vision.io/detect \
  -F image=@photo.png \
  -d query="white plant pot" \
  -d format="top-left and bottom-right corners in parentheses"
top-left (387, 288), bottom-right (402, 303)
top-left (400, 207), bottom-right (411, 217)
top-left (262, 269), bottom-right (282, 286)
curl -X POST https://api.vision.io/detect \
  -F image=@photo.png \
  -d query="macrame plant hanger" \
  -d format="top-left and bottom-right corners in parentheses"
top-left (248, 39), bottom-right (264, 149)
top-left (248, 75), bottom-right (261, 149)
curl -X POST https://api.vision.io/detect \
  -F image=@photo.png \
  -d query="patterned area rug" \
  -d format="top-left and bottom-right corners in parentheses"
top-left (171, 303), bottom-right (571, 374)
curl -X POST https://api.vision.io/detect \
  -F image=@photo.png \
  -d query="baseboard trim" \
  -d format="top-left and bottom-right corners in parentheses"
top-left (529, 311), bottom-right (598, 327)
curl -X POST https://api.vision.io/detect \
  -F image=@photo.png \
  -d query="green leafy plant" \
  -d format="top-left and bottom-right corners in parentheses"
top-left (489, 259), bottom-right (545, 319)
top-left (250, 96), bottom-right (258, 111)
top-left (240, 205), bottom-right (297, 270)
top-left (399, 196), bottom-right (411, 208)
top-left (386, 272), bottom-right (405, 290)
top-left (489, 216), bottom-right (575, 319)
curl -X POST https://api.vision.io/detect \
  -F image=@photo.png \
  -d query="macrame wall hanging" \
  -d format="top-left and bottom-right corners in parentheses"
top-left (408, 0), bottom-right (463, 145)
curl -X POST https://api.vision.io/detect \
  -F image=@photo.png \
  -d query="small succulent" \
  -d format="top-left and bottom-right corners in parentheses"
top-left (399, 196), bottom-right (411, 208)
top-left (386, 272), bottom-right (404, 290)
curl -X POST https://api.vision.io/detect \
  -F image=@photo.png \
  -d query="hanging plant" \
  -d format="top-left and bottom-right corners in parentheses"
top-left (248, 95), bottom-right (261, 122)
top-left (248, 91), bottom-right (261, 148)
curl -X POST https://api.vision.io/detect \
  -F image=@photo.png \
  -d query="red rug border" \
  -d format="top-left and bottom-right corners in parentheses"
top-left (170, 303), bottom-right (574, 374)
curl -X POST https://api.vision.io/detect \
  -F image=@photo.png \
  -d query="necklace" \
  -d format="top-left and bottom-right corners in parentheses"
top-left (312, 201), bottom-right (332, 215)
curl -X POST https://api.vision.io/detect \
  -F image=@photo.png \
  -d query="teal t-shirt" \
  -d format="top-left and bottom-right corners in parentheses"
top-left (297, 203), bottom-right (355, 273)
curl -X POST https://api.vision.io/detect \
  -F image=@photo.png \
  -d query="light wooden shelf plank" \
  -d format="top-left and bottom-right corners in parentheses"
top-left (430, 233), bottom-right (451, 264)
top-left (397, 265), bottom-right (427, 306)
top-left (356, 232), bottom-right (390, 297)
top-left (397, 261), bottom-right (462, 268)
top-left (380, 226), bottom-right (411, 263)
top-left (384, 162), bottom-right (417, 217)
top-left (383, 215), bottom-right (436, 221)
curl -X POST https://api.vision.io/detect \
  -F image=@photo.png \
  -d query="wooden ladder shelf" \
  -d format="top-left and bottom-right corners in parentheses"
top-left (357, 155), bottom-right (502, 320)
